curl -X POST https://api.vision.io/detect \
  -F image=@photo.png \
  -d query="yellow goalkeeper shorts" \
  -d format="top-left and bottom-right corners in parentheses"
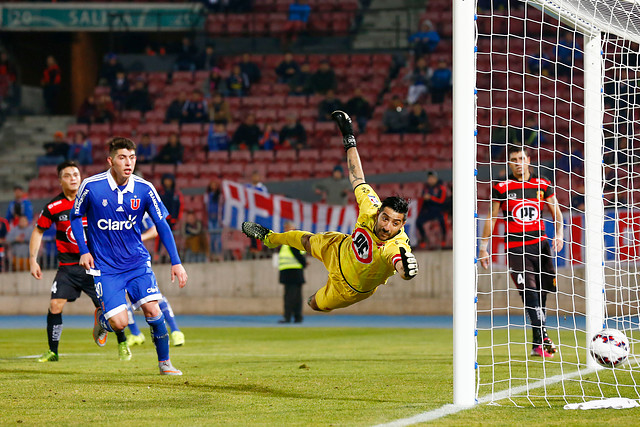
top-left (309, 232), bottom-right (377, 311)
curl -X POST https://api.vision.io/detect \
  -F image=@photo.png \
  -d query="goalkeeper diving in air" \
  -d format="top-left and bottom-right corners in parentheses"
top-left (242, 111), bottom-right (418, 311)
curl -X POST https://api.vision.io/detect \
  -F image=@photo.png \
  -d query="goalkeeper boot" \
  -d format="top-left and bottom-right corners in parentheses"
top-left (543, 336), bottom-right (557, 355)
top-left (531, 345), bottom-right (554, 358)
top-left (37, 349), bottom-right (58, 363)
top-left (93, 308), bottom-right (108, 347)
top-left (159, 360), bottom-right (182, 376)
top-left (331, 110), bottom-right (356, 151)
top-left (118, 342), bottom-right (132, 361)
top-left (170, 330), bottom-right (185, 347)
top-left (241, 222), bottom-right (277, 248)
top-left (126, 332), bottom-right (146, 347)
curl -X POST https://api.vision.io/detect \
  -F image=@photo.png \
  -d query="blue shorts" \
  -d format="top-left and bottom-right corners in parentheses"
top-left (93, 263), bottom-right (162, 319)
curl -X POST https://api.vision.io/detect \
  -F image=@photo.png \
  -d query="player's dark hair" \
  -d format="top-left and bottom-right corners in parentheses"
top-left (507, 145), bottom-right (530, 159)
top-left (57, 160), bottom-right (79, 177)
top-left (108, 137), bottom-right (136, 156)
top-left (380, 196), bottom-right (409, 219)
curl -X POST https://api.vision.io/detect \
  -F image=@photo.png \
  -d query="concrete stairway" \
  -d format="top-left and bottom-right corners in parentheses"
top-left (353, 0), bottom-right (425, 50)
top-left (0, 115), bottom-right (75, 201)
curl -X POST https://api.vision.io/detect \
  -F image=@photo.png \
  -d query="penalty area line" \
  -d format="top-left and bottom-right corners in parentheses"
top-left (373, 367), bottom-right (595, 426)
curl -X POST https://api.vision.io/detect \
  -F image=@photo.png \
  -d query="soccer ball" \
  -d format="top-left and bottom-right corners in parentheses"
top-left (589, 328), bottom-right (630, 368)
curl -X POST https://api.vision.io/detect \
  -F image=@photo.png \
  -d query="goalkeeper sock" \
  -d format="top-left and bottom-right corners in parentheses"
top-left (268, 230), bottom-right (311, 252)
top-left (159, 296), bottom-right (180, 333)
top-left (147, 313), bottom-right (170, 362)
top-left (127, 304), bottom-right (142, 336)
top-left (47, 310), bottom-right (63, 354)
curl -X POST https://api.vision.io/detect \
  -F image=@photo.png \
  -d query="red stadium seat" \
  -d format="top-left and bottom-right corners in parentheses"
top-left (230, 150), bottom-right (252, 164)
top-left (154, 164), bottom-right (176, 176)
top-left (266, 162), bottom-right (290, 180)
top-left (67, 123), bottom-right (89, 137)
top-left (157, 123), bottom-right (180, 136)
top-left (252, 150), bottom-right (275, 164)
top-left (274, 149), bottom-right (297, 162)
top-left (181, 123), bottom-right (203, 137)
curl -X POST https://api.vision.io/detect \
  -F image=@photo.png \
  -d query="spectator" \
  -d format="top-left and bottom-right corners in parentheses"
top-left (41, 55), bottom-right (61, 115)
top-left (203, 67), bottom-right (227, 97)
top-left (155, 132), bottom-right (184, 164)
top-left (282, 0), bottom-right (311, 48)
top-left (195, 43), bottom-right (218, 71)
top-left (125, 77), bottom-right (153, 113)
top-left (239, 53), bottom-right (261, 84)
top-left (231, 113), bottom-right (261, 151)
top-left (382, 96), bottom-right (409, 134)
top-left (6, 185), bottom-right (33, 226)
top-left (0, 51), bottom-right (18, 111)
top-left (136, 133), bottom-right (157, 164)
top-left (430, 60), bottom-right (452, 104)
top-left (165, 91), bottom-right (188, 123)
top-left (406, 103), bottom-right (431, 134)
top-left (67, 131), bottom-right (93, 165)
top-left (0, 215), bottom-right (9, 272)
top-left (208, 92), bottom-right (232, 124)
top-left (182, 89), bottom-right (208, 123)
top-left (98, 53), bottom-right (124, 86)
top-left (206, 122), bottom-right (231, 151)
top-left (181, 210), bottom-right (207, 263)
top-left (288, 62), bottom-right (313, 96)
top-left (174, 36), bottom-right (198, 71)
top-left (556, 32), bottom-right (583, 77)
top-left (158, 174), bottom-right (183, 231)
top-left (259, 123), bottom-right (279, 150)
top-left (522, 116), bottom-right (546, 147)
top-left (110, 71), bottom-right (130, 110)
top-left (490, 117), bottom-right (519, 159)
top-left (317, 89), bottom-right (344, 122)
top-left (6, 215), bottom-right (31, 271)
top-left (313, 165), bottom-right (351, 205)
top-left (37, 131), bottom-right (69, 167)
top-left (527, 49), bottom-right (554, 77)
top-left (94, 94), bottom-right (115, 123)
top-left (309, 60), bottom-right (337, 95)
top-left (345, 88), bottom-right (372, 133)
top-left (77, 95), bottom-right (97, 125)
top-left (205, 180), bottom-right (223, 260)
top-left (571, 183), bottom-right (585, 211)
top-left (278, 114), bottom-right (307, 149)
top-left (226, 64), bottom-right (250, 97)
top-left (276, 52), bottom-right (300, 84)
top-left (415, 171), bottom-right (448, 248)
top-left (404, 57), bottom-right (431, 104)
top-left (408, 20), bottom-right (441, 58)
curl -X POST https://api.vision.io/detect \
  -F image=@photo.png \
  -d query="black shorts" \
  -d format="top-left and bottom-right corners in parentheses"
top-left (507, 239), bottom-right (557, 293)
top-left (50, 264), bottom-right (100, 307)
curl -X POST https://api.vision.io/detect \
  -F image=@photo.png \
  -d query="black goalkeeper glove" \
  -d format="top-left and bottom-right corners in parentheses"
top-left (331, 110), bottom-right (356, 152)
top-left (399, 247), bottom-right (418, 280)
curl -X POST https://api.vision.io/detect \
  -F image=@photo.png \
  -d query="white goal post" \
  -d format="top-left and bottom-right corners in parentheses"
top-left (454, 0), bottom-right (640, 406)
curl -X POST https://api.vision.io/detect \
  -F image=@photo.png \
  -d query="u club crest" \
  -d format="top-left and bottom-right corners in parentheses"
top-left (130, 198), bottom-right (140, 210)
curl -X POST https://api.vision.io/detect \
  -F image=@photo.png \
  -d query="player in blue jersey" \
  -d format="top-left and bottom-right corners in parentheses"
top-left (126, 213), bottom-right (185, 347)
top-left (70, 137), bottom-right (188, 375)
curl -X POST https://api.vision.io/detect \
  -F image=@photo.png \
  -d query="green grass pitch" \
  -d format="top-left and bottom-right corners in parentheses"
top-left (2, 327), bottom-right (640, 425)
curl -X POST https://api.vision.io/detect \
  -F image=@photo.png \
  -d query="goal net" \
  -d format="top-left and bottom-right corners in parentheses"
top-left (471, 0), bottom-right (640, 406)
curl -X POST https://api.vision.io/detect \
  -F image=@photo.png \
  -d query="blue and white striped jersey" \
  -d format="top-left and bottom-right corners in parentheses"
top-left (71, 170), bottom-right (169, 273)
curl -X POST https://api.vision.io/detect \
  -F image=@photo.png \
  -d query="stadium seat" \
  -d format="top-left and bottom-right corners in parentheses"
top-left (274, 149), bottom-right (297, 162)
top-left (290, 161), bottom-right (315, 179)
top-left (154, 164), bottom-right (176, 176)
top-left (181, 123), bottom-right (203, 137)
top-left (111, 123), bottom-right (134, 136)
top-left (252, 150), bottom-right (274, 164)
top-left (89, 123), bottom-right (111, 137)
top-left (230, 150), bottom-right (252, 164)
top-left (67, 123), bottom-right (89, 137)
top-left (208, 151), bottom-right (229, 164)
top-left (266, 162), bottom-right (290, 180)
top-left (220, 163), bottom-right (244, 180)
top-left (157, 123), bottom-right (180, 136)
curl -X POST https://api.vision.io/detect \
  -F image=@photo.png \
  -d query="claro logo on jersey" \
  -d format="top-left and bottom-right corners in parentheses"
top-left (97, 215), bottom-right (137, 230)
top-left (351, 227), bottom-right (373, 264)
top-left (512, 201), bottom-right (540, 225)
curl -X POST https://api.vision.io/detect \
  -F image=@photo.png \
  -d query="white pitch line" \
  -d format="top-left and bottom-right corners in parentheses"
top-left (374, 367), bottom-right (596, 426)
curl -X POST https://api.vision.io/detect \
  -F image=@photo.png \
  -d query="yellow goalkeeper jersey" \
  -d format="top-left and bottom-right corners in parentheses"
top-left (337, 183), bottom-right (411, 293)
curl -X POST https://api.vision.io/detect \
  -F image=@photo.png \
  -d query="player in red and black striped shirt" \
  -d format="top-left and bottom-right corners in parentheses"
top-left (29, 161), bottom-right (129, 362)
top-left (479, 145), bottom-right (564, 358)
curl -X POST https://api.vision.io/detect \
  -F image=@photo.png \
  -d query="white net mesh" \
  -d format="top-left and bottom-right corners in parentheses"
top-left (475, 0), bottom-right (640, 406)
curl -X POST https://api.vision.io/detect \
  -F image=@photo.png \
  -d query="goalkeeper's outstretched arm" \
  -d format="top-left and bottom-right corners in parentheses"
top-left (331, 110), bottom-right (365, 189)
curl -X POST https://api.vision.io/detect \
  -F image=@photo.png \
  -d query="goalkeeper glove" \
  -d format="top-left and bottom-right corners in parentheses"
top-left (331, 110), bottom-right (357, 152)
top-left (399, 247), bottom-right (418, 280)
